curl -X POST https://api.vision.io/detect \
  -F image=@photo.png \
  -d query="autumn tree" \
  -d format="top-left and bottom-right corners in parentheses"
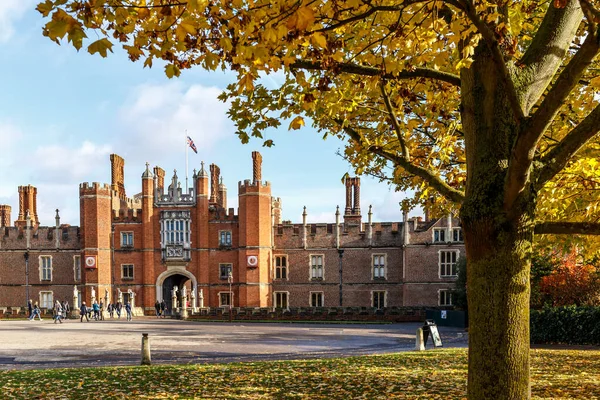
top-left (539, 248), bottom-right (600, 306)
top-left (38, 0), bottom-right (600, 398)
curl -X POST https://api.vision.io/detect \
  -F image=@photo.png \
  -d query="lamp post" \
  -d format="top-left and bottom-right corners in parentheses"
top-left (227, 271), bottom-right (233, 322)
top-left (24, 252), bottom-right (29, 313)
top-left (338, 249), bottom-right (344, 307)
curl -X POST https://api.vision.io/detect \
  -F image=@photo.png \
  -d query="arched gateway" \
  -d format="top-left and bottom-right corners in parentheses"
top-left (156, 269), bottom-right (198, 306)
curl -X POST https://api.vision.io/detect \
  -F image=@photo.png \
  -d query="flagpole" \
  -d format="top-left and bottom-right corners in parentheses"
top-left (185, 130), bottom-right (189, 193)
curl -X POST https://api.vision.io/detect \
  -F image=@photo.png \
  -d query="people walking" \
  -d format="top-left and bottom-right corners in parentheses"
top-left (27, 299), bottom-right (33, 318)
top-left (92, 301), bottom-right (100, 321)
top-left (80, 302), bottom-right (89, 322)
top-left (116, 302), bottom-right (122, 319)
top-left (108, 303), bottom-right (114, 319)
top-left (160, 299), bottom-right (167, 318)
top-left (53, 300), bottom-right (63, 324)
top-left (62, 301), bottom-right (70, 319)
top-left (155, 300), bottom-right (161, 318)
top-left (125, 302), bottom-right (132, 321)
top-left (29, 302), bottom-right (42, 321)
top-left (99, 301), bottom-right (105, 321)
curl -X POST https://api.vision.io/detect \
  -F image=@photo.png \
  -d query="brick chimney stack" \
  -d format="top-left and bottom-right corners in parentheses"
top-left (209, 164), bottom-right (221, 204)
top-left (110, 154), bottom-right (126, 200)
top-left (15, 185), bottom-right (39, 228)
top-left (252, 151), bottom-right (262, 183)
top-left (153, 166), bottom-right (165, 193)
top-left (343, 177), bottom-right (361, 224)
top-left (0, 205), bottom-right (10, 227)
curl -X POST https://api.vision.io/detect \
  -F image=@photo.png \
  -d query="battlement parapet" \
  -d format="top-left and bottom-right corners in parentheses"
top-left (113, 208), bottom-right (142, 223)
top-left (79, 182), bottom-right (111, 196)
top-left (274, 220), bottom-right (404, 247)
top-left (208, 205), bottom-right (238, 221)
top-left (1, 226), bottom-right (81, 248)
top-left (238, 180), bottom-right (271, 194)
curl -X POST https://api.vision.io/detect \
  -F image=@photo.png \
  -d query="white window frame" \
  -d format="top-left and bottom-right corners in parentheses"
top-left (439, 250), bottom-right (460, 277)
top-left (218, 291), bottom-right (233, 307)
top-left (274, 255), bottom-right (288, 280)
top-left (39, 291), bottom-right (53, 309)
top-left (371, 290), bottom-right (387, 309)
top-left (439, 289), bottom-right (453, 306)
top-left (164, 219), bottom-right (189, 245)
top-left (121, 231), bottom-right (134, 247)
top-left (39, 256), bottom-right (52, 281)
top-left (372, 254), bottom-right (387, 280)
top-left (310, 291), bottom-right (324, 307)
top-left (219, 230), bottom-right (232, 246)
top-left (273, 291), bottom-right (289, 309)
top-left (452, 227), bottom-right (463, 242)
top-left (121, 264), bottom-right (134, 280)
top-left (309, 254), bottom-right (324, 281)
top-left (433, 228), bottom-right (446, 243)
top-left (219, 263), bottom-right (233, 280)
top-left (73, 255), bottom-right (81, 282)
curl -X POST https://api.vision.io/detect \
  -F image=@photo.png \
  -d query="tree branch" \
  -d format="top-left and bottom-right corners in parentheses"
top-left (505, 33), bottom-right (599, 211)
top-left (534, 221), bottom-right (600, 235)
top-left (459, 0), bottom-right (524, 121)
top-left (526, 33), bottom-right (599, 146)
top-left (536, 103), bottom-right (600, 188)
top-left (380, 82), bottom-right (410, 159)
top-left (289, 60), bottom-right (461, 86)
top-left (518, 0), bottom-right (584, 113)
top-left (338, 121), bottom-right (465, 204)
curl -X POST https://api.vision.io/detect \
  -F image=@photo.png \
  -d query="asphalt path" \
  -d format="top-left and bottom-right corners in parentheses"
top-left (0, 318), bottom-right (468, 370)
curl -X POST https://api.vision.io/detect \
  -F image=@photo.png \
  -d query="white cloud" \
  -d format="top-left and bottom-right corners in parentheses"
top-left (0, 0), bottom-right (33, 43)
top-left (118, 82), bottom-right (233, 163)
top-left (33, 141), bottom-right (113, 181)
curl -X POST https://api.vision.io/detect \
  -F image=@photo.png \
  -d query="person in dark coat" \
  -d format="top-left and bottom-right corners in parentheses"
top-left (160, 300), bottom-right (167, 318)
top-left (80, 302), bottom-right (89, 322)
top-left (125, 302), bottom-right (132, 321)
top-left (27, 299), bottom-right (33, 318)
top-left (154, 300), bottom-right (161, 318)
top-left (116, 302), bottom-right (122, 319)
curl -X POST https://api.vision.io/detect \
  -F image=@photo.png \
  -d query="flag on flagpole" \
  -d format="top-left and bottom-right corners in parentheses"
top-left (187, 136), bottom-right (198, 154)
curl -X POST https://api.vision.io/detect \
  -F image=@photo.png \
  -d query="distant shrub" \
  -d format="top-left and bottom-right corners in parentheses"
top-left (531, 306), bottom-right (600, 345)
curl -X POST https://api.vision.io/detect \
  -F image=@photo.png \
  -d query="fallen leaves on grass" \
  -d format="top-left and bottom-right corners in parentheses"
top-left (0, 349), bottom-right (598, 399)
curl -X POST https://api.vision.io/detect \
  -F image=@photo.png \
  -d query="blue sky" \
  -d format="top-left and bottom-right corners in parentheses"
top-left (0, 1), bottom-right (416, 226)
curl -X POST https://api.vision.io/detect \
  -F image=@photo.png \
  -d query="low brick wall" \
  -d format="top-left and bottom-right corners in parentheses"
top-left (184, 306), bottom-right (450, 323)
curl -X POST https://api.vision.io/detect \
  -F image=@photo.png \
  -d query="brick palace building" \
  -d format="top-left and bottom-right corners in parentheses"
top-left (0, 152), bottom-right (463, 314)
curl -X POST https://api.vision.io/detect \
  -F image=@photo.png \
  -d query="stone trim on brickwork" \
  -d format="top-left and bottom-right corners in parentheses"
top-left (39, 290), bottom-right (53, 309)
top-left (438, 249), bottom-right (460, 278)
top-left (121, 263), bottom-right (134, 280)
top-left (438, 288), bottom-right (453, 306)
top-left (155, 268), bottom-right (197, 303)
top-left (273, 291), bottom-right (290, 309)
top-left (39, 255), bottom-right (52, 282)
top-left (120, 231), bottom-right (134, 248)
top-left (309, 254), bottom-right (325, 281)
top-left (370, 290), bottom-right (387, 308)
top-left (371, 253), bottom-right (387, 280)
top-left (273, 254), bottom-right (288, 280)
top-left (309, 291), bottom-right (324, 307)
top-left (218, 291), bottom-right (234, 307)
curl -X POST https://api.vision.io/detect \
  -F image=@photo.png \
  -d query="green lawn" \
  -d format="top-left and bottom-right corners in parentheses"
top-left (1, 349), bottom-right (599, 399)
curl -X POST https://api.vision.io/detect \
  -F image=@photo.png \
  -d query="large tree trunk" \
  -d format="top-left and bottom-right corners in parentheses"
top-left (461, 43), bottom-right (534, 399)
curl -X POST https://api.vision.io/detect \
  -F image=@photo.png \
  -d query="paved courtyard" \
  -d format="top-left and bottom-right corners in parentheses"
top-left (0, 318), bottom-right (468, 370)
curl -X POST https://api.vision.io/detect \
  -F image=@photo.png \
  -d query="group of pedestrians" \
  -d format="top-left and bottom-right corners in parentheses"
top-left (154, 300), bottom-right (168, 318)
top-left (27, 299), bottom-right (70, 323)
top-left (79, 301), bottom-right (133, 322)
top-left (27, 298), bottom-right (169, 322)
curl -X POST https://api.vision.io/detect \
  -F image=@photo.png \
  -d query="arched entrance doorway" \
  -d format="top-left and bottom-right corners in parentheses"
top-left (156, 269), bottom-right (198, 310)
